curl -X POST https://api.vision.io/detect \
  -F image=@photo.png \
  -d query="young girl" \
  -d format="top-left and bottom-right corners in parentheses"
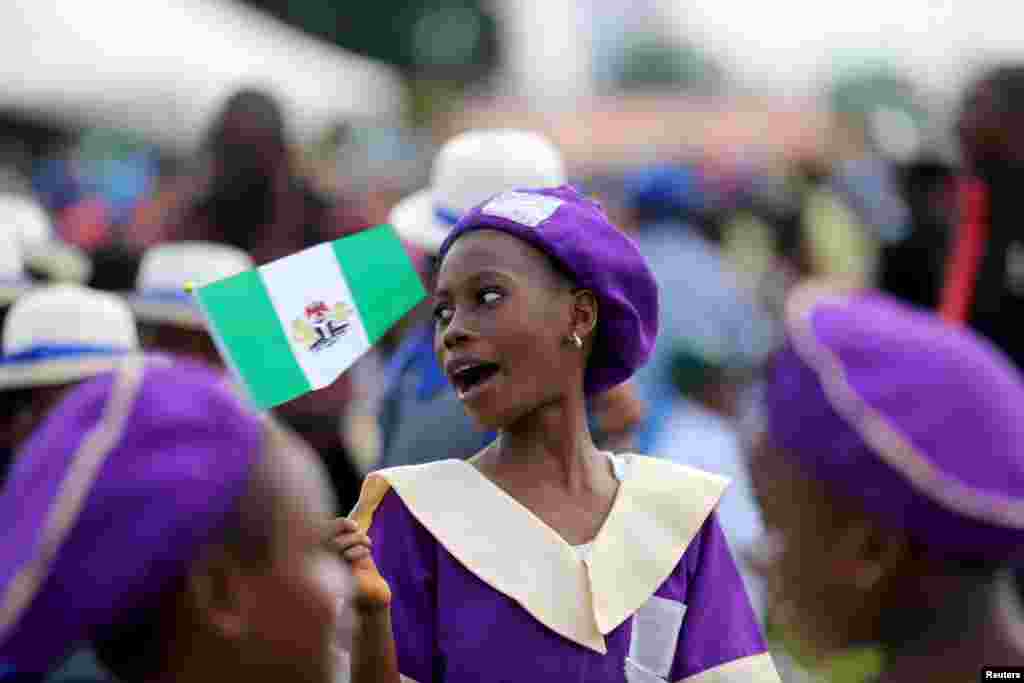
top-left (750, 281), bottom-right (1024, 682)
top-left (335, 186), bottom-right (780, 682)
top-left (0, 357), bottom-right (354, 683)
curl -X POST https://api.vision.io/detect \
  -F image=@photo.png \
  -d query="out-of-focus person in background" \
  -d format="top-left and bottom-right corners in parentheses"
top-left (0, 284), bottom-right (139, 485)
top-left (0, 358), bottom-right (354, 683)
top-left (797, 143), bottom-right (879, 288)
top-left (31, 136), bottom-right (113, 254)
top-left (751, 281), bottom-right (1024, 682)
top-left (798, 100), bottom-right (915, 291)
top-left (158, 88), bottom-right (371, 262)
top-left (609, 163), bottom-right (773, 626)
top-left (127, 241), bottom-right (253, 369)
top-left (827, 112), bottom-right (912, 284)
top-left (376, 129), bottom-right (644, 471)
top-left (83, 153), bottom-right (192, 294)
top-left (877, 158), bottom-right (956, 309)
top-left (940, 64), bottom-right (1024, 371)
top-left (650, 337), bottom-right (768, 623)
top-left (718, 164), bottom-right (814, 331)
top-left (127, 156), bottom-right (196, 250)
top-left (614, 163), bottom-right (775, 455)
top-left (153, 87), bottom-right (374, 512)
top-left (54, 130), bottom-right (160, 254)
top-left (779, 160), bottom-right (827, 283)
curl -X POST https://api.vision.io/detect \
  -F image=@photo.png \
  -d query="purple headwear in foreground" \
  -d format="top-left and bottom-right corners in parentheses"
top-left (765, 281), bottom-right (1024, 562)
top-left (438, 185), bottom-right (659, 395)
top-left (0, 356), bottom-right (264, 677)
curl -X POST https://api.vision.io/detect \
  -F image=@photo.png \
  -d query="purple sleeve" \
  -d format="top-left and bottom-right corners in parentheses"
top-left (368, 489), bottom-right (439, 683)
top-left (671, 511), bottom-right (770, 681)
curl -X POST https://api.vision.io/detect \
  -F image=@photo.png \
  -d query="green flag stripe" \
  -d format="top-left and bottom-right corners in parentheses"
top-left (332, 225), bottom-right (427, 344)
top-left (196, 269), bottom-right (310, 408)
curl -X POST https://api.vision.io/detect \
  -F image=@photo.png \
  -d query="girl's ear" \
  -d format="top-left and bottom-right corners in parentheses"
top-left (186, 547), bottom-right (250, 640)
top-left (828, 516), bottom-right (910, 592)
top-left (570, 289), bottom-right (599, 343)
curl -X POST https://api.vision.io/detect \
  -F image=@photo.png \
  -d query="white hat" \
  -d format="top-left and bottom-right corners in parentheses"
top-left (128, 242), bottom-right (254, 329)
top-left (0, 193), bottom-right (93, 283)
top-left (0, 228), bottom-right (36, 306)
top-left (388, 129), bottom-right (567, 255)
top-left (0, 284), bottom-right (140, 390)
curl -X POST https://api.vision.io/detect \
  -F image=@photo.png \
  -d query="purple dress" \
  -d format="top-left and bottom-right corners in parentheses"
top-left (349, 454), bottom-right (779, 683)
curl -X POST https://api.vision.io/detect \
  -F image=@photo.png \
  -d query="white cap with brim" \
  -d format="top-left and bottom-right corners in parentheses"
top-left (0, 284), bottom-right (140, 390)
top-left (388, 129), bottom-right (568, 255)
top-left (0, 228), bottom-right (36, 307)
top-left (127, 242), bottom-right (254, 330)
top-left (0, 193), bottom-right (93, 284)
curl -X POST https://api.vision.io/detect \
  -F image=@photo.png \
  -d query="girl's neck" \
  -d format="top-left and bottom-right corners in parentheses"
top-left (492, 392), bottom-right (603, 495)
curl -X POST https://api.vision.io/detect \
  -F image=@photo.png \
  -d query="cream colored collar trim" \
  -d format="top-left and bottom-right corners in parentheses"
top-left (351, 455), bottom-right (728, 654)
top-left (589, 456), bottom-right (727, 634)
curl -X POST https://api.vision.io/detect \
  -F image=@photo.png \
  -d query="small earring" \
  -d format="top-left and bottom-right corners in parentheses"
top-left (570, 332), bottom-right (583, 349)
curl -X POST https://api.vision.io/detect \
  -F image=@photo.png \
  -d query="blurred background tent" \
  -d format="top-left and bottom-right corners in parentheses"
top-left (0, 0), bottom-right (406, 155)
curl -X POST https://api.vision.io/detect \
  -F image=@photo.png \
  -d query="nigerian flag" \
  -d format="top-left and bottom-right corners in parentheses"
top-left (193, 225), bottom-right (426, 409)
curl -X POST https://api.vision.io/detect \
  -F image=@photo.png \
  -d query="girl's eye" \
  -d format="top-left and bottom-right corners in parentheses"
top-left (433, 304), bottom-right (453, 324)
top-left (480, 289), bottom-right (503, 305)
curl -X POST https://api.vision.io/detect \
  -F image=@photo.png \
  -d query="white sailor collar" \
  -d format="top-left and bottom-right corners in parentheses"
top-left (351, 454), bottom-right (728, 655)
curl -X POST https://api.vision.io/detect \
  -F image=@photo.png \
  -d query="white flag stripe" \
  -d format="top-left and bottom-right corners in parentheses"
top-left (257, 243), bottom-right (371, 390)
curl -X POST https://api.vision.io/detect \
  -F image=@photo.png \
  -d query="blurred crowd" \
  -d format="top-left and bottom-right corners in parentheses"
top-left (2, 57), bottom-right (1024, 683)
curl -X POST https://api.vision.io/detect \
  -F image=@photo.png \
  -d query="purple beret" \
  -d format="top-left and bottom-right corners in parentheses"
top-left (0, 356), bottom-right (264, 676)
top-left (438, 185), bottom-right (659, 395)
top-left (765, 281), bottom-right (1024, 562)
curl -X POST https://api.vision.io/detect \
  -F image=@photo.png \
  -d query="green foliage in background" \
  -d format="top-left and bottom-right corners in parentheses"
top-left (242, 0), bottom-right (498, 80)
top-left (766, 617), bottom-right (883, 683)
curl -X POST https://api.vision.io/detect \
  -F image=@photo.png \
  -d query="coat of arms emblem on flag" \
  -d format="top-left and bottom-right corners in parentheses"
top-left (292, 300), bottom-right (353, 352)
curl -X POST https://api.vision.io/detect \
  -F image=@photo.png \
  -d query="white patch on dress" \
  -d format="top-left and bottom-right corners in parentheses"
top-left (626, 595), bottom-right (687, 680)
top-left (625, 658), bottom-right (668, 683)
top-left (481, 192), bottom-right (564, 228)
